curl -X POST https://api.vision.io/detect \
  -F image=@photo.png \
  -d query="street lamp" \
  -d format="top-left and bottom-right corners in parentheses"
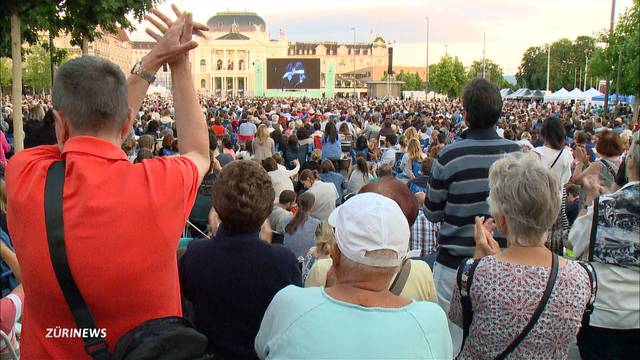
top-left (351, 27), bottom-right (356, 98)
top-left (425, 16), bottom-right (429, 100)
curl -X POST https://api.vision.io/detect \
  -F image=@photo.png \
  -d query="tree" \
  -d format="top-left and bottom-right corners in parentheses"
top-left (61, 0), bottom-right (162, 55)
top-left (516, 36), bottom-right (597, 91)
top-left (429, 54), bottom-right (466, 98)
top-left (393, 71), bottom-right (425, 91)
top-left (23, 44), bottom-right (51, 91)
top-left (0, 0), bottom-right (59, 152)
top-left (0, 58), bottom-right (11, 89)
top-left (592, 1), bottom-right (640, 122)
top-left (466, 59), bottom-right (512, 89)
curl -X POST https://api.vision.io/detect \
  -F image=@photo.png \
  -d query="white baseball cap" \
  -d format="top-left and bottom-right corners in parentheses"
top-left (328, 193), bottom-right (410, 268)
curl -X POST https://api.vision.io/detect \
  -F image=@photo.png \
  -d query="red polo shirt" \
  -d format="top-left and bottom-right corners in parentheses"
top-left (6, 136), bottom-right (199, 359)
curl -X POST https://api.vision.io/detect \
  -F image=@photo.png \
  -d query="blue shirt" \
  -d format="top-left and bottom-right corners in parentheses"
top-left (321, 134), bottom-right (342, 160)
top-left (283, 216), bottom-right (321, 259)
top-left (255, 286), bottom-right (452, 359)
top-left (320, 171), bottom-right (345, 200)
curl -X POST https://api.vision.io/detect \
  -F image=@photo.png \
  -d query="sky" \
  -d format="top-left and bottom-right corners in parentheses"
top-left (129, 0), bottom-right (635, 75)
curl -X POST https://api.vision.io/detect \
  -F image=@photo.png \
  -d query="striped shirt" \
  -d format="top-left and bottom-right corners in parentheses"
top-left (425, 127), bottom-right (521, 269)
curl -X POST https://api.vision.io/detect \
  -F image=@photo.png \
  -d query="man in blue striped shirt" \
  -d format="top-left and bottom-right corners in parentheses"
top-left (425, 78), bottom-right (521, 352)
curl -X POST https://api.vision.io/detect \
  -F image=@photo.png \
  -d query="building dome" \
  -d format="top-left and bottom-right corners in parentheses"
top-left (207, 12), bottom-right (266, 33)
top-left (372, 36), bottom-right (386, 47)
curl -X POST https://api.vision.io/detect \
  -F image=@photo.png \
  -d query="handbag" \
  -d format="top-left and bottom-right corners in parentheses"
top-left (44, 161), bottom-right (209, 360)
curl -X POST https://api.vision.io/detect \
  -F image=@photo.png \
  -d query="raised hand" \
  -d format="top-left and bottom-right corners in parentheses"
top-left (474, 216), bottom-right (500, 259)
top-left (144, 5), bottom-right (209, 67)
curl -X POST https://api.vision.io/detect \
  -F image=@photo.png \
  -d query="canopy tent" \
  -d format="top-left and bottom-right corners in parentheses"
top-left (505, 88), bottom-right (528, 99)
top-left (544, 88), bottom-right (571, 103)
top-left (591, 93), bottom-right (635, 104)
top-left (568, 88), bottom-right (587, 101)
top-left (500, 88), bottom-right (513, 98)
top-left (583, 88), bottom-right (603, 99)
top-left (522, 89), bottom-right (545, 100)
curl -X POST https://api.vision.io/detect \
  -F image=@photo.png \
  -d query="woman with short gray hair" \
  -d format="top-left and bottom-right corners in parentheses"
top-left (448, 153), bottom-right (594, 359)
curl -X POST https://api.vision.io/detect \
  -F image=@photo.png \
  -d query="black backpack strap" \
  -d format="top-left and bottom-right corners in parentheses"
top-left (600, 159), bottom-right (617, 179)
top-left (549, 148), bottom-right (564, 169)
top-left (45, 161), bottom-right (111, 360)
top-left (587, 196), bottom-right (600, 262)
top-left (495, 253), bottom-right (559, 360)
top-left (456, 257), bottom-right (481, 355)
top-left (576, 261), bottom-right (598, 327)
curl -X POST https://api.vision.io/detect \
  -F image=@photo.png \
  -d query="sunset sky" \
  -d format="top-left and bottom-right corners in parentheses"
top-left (129, 0), bottom-right (635, 75)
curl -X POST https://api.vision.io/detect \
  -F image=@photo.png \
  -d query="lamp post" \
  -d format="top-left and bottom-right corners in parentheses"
top-left (425, 16), bottom-right (429, 100)
top-left (546, 44), bottom-right (551, 92)
top-left (351, 27), bottom-right (356, 98)
top-left (603, 0), bottom-right (616, 119)
top-left (482, 32), bottom-right (486, 79)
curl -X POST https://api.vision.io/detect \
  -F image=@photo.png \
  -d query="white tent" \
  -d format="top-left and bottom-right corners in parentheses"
top-left (583, 88), bottom-right (604, 104)
top-left (568, 88), bottom-right (586, 101)
top-left (544, 88), bottom-right (571, 103)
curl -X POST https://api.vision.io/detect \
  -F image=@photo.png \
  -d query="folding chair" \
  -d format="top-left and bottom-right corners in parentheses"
top-left (0, 329), bottom-right (19, 360)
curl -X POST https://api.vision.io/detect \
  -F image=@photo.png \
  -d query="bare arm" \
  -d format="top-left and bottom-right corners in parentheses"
top-left (572, 161), bottom-right (600, 185)
top-left (0, 241), bottom-right (21, 283)
top-left (127, 56), bottom-right (161, 118)
top-left (171, 60), bottom-right (210, 183)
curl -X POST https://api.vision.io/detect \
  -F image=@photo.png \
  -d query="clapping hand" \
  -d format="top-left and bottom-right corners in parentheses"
top-left (144, 5), bottom-right (209, 68)
top-left (474, 216), bottom-right (500, 259)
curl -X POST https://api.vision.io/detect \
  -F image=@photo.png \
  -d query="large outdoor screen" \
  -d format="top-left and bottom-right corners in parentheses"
top-left (266, 58), bottom-right (321, 89)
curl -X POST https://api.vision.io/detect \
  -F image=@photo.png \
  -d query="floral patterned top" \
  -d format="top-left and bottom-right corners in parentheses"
top-left (449, 256), bottom-right (591, 360)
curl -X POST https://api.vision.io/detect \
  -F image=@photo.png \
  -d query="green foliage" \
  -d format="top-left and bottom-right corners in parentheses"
top-left (23, 43), bottom-right (72, 90)
top-left (589, 1), bottom-right (639, 96)
top-left (61, 0), bottom-right (162, 48)
top-left (0, 58), bottom-right (11, 88)
top-left (516, 36), bottom-right (598, 91)
top-left (393, 71), bottom-right (425, 91)
top-left (466, 59), bottom-right (514, 90)
top-left (0, 1), bottom-right (61, 58)
top-left (429, 54), bottom-right (466, 97)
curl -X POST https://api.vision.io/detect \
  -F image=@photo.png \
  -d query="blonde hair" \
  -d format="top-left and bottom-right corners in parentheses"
top-left (314, 222), bottom-right (335, 257)
top-left (256, 124), bottom-right (269, 144)
top-left (520, 131), bottom-right (532, 141)
top-left (310, 149), bottom-right (322, 161)
top-left (403, 127), bottom-right (419, 144)
top-left (407, 138), bottom-right (423, 162)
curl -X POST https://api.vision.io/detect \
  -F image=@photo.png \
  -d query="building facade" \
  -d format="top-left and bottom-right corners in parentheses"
top-left (53, 29), bottom-right (132, 75)
top-left (132, 11), bottom-right (392, 97)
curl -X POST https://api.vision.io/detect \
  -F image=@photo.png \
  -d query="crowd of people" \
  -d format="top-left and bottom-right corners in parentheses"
top-left (0, 6), bottom-right (638, 360)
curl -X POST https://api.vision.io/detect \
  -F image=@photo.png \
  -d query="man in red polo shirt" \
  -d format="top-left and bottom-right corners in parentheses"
top-left (5, 9), bottom-right (210, 359)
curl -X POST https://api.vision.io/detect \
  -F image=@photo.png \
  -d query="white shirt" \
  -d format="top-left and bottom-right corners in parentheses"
top-left (532, 146), bottom-right (574, 189)
top-left (268, 169), bottom-right (295, 203)
top-left (307, 180), bottom-right (339, 221)
top-left (380, 145), bottom-right (399, 165)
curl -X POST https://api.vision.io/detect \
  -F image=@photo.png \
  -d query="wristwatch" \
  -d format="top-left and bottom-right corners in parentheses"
top-left (131, 61), bottom-right (156, 84)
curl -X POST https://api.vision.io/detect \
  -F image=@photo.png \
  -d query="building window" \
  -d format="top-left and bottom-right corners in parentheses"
top-left (227, 59), bottom-right (234, 70)
top-left (200, 79), bottom-right (206, 88)
top-left (239, 59), bottom-right (245, 70)
top-left (200, 59), bottom-right (206, 67)
top-left (216, 59), bottom-right (223, 70)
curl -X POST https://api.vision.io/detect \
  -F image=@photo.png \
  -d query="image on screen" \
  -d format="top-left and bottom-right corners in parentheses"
top-left (266, 58), bottom-right (321, 89)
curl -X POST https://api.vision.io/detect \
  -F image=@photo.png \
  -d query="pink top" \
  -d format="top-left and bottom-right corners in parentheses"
top-left (0, 131), bottom-right (10, 167)
top-left (449, 256), bottom-right (591, 360)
